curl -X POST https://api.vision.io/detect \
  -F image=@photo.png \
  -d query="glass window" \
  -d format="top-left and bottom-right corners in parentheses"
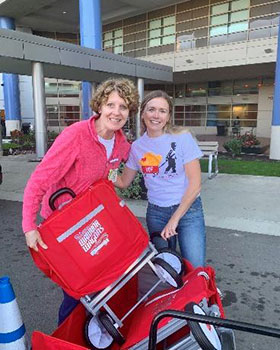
top-left (163, 25), bottom-right (175, 35)
top-left (210, 0), bottom-right (249, 39)
top-left (45, 83), bottom-right (58, 97)
top-left (104, 32), bottom-right (113, 40)
top-left (210, 25), bottom-right (228, 36)
top-left (103, 29), bottom-right (123, 54)
top-left (166, 85), bottom-right (174, 98)
top-left (175, 84), bottom-right (185, 98)
top-left (174, 105), bottom-right (206, 127)
top-left (46, 104), bottom-right (81, 128)
top-left (162, 35), bottom-right (175, 45)
top-left (211, 14), bottom-right (229, 26)
top-left (230, 9), bottom-right (249, 22)
top-left (229, 21), bottom-right (248, 33)
top-left (232, 104), bottom-right (257, 127)
top-left (150, 29), bottom-right (161, 38)
top-left (186, 107), bottom-right (206, 127)
top-left (58, 83), bottom-right (80, 97)
top-left (233, 79), bottom-right (259, 94)
top-left (174, 105), bottom-right (185, 125)
top-left (163, 16), bottom-right (175, 26)
top-left (114, 29), bottom-right (123, 38)
top-left (46, 80), bottom-right (81, 98)
top-left (185, 105), bottom-right (206, 112)
top-left (149, 38), bottom-right (161, 47)
top-left (148, 15), bottom-right (175, 47)
top-left (114, 46), bottom-right (123, 54)
top-left (231, 0), bottom-right (250, 11)
top-left (177, 34), bottom-right (196, 50)
top-left (149, 19), bottom-right (161, 29)
top-left (114, 38), bottom-right (123, 46)
top-left (211, 3), bottom-right (229, 15)
top-left (186, 83), bottom-right (207, 97)
top-left (104, 40), bottom-right (112, 48)
top-left (207, 105), bottom-right (231, 126)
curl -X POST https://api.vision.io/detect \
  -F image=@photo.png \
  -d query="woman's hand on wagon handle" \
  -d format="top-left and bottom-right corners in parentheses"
top-left (25, 229), bottom-right (48, 252)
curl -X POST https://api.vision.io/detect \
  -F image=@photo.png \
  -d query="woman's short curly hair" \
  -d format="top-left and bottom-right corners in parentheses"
top-left (91, 78), bottom-right (139, 116)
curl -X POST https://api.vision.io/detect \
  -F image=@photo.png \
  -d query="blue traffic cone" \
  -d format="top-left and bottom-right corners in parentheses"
top-left (0, 276), bottom-right (28, 350)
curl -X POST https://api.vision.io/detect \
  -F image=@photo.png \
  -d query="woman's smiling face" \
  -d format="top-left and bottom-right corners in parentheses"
top-left (98, 91), bottom-right (129, 133)
top-left (142, 97), bottom-right (170, 137)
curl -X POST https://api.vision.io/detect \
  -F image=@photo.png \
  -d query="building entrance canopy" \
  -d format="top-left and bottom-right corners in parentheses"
top-left (0, 28), bottom-right (173, 158)
top-left (0, 28), bottom-right (173, 83)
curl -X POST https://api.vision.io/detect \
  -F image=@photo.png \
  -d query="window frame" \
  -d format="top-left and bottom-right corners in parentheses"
top-left (148, 15), bottom-right (175, 48)
top-left (210, 0), bottom-right (250, 38)
top-left (103, 28), bottom-right (123, 54)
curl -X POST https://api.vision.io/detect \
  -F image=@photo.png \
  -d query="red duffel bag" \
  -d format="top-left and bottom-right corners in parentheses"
top-left (30, 179), bottom-right (149, 298)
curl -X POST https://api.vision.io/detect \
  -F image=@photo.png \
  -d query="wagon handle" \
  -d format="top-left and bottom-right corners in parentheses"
top-left (49, 188), bottom-right (76, 211)
top-left (148, 309), bottom-right (280, 350)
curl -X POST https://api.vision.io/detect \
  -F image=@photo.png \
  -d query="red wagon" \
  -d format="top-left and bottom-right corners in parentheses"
top-left (30, 180), bottom-right (190, 349)
top-left (32, 263), bottom-right (232, 350)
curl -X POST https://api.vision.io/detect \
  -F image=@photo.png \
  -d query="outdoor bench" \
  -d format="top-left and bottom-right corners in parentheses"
top-left (197, 141), bottom-right (219, 179)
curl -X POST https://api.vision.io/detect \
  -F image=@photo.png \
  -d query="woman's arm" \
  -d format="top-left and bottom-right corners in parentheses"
top-left (114, 166), bottom-right (137, 189)
top-left (161, 158), bottom-right (202, 240)
top-left (22, 127), bottom-right (80, 245)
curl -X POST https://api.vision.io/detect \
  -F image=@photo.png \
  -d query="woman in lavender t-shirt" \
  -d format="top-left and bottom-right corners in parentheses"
top-left (115, 90), bottom-right (206, 267)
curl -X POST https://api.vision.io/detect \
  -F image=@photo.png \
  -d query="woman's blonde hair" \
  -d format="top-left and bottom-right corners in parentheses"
top-left (91, 78), bottom-right (139, 115)
top-left (140, 90), bottom-right (189, 135)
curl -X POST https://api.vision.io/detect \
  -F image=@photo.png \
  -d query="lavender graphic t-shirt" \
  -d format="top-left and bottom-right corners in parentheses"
top-left (126, 132), bottom-right (203, 207)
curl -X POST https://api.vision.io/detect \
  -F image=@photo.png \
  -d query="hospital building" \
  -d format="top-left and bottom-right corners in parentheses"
top-left (1, 0), bottom-right (280, 158)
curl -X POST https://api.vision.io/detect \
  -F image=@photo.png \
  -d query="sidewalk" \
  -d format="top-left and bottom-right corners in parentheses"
top-left (1, 153), bottom-right (280, 236)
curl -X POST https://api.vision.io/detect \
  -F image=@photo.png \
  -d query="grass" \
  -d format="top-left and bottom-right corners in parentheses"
top-left (200, 157), bottom-right (280, 177)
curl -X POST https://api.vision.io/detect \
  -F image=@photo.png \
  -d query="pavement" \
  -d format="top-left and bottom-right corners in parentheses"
top-left (1, 152), bottom-right (280, 237)
top-left (1, 153), bottom-right (280, 350)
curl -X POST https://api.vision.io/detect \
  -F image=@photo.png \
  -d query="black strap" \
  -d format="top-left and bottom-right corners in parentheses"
top-left (49, 187), bottom-right (76, 211)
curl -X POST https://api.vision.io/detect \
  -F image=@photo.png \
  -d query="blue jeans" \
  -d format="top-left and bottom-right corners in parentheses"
top-left (58, 290), bottom-right (79, 325)
top-left (146, 197), bottom-right (206, 268)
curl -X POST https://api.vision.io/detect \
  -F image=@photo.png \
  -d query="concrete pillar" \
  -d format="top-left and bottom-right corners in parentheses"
top-left (270, 20), bottom-right (280, 160)
top-left (32, 63), bottom-right (47, 159)
top-left (79, 0), bottom-right (102, 119)
top-left (17, 27), bottom-right (35, 128)
top-left (137, 78), bottom-right (144, 139)
top-left (0, 17), bottom-right (21, 136)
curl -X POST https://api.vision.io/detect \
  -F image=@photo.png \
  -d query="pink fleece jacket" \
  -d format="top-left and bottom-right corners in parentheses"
top-left (22, 116), bottom-right (130, 233)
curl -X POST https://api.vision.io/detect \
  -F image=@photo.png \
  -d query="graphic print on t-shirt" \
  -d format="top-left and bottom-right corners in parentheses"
top-left (162, 142), bottom-right (177, 174)
top-left (139, 142), bottom-right (178, 177)
top-left (139, 152), bottom-right (162, 174)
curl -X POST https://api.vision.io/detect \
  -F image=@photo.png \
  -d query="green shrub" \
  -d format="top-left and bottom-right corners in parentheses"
top-left (2, 142), bottom-right (21, 150)
top-left (223, 138), bottom-right (242, 157)
top-left (47, 131), bottom-right (60, 149)
top-left (116, 163), bottom-right (143, 199)
top-left (2, 129), bottom-right (59, 152)
top-left (8, 129), bottom-right (36, 150)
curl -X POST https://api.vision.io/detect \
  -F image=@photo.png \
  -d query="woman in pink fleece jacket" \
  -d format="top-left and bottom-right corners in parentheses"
top-left (22, 78), bottom-right (139, 324)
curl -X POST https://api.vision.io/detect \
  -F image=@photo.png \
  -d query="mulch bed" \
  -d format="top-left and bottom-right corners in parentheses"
top-left (219, 152), bottom-right (276, 162)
